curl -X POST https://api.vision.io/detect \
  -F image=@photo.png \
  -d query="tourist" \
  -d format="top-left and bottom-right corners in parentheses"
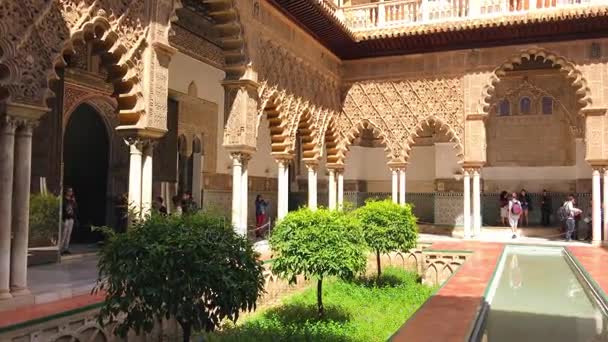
top-left (519, 189), bottom-right (532, 227)
top-left (181, 191), bottom-right (198, 214)
top-left (541, 189), bottom-right (552, 227)
top-left (153, 196), bottom-right (168, 215)
top-left (114, 193), bottom-right (128, 233)
top-left (61, 187), bottom-right (77, 255)
top-left (562, 194), bottom-right (582, 242)
top-left (499, 191), bottom-right (509, 226)
top-left (508, 192), bottom-right (522, 239)
top-left (172, 195), bottom-right (182, 215)
top-left (255, 194), bottom-right (269, 238)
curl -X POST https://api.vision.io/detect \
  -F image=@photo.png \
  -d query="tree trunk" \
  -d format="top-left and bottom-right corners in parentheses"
top-left (317, 278), bottom-right (324, 317)
top-left (180, 321), bottom-right (191, 342)
top-left (376, 249), bottom-right (382, 280)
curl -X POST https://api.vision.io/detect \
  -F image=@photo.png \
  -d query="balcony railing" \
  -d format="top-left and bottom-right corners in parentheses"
top-left (322, 0), bottom-right (596, 32)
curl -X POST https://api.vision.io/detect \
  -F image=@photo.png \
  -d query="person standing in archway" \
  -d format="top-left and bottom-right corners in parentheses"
top-left (61, 187), bottom-right (77, 255)
top-left (508, 192), bottom-right (522, 239)
top-left (255, 194), bottom-right (269, 238)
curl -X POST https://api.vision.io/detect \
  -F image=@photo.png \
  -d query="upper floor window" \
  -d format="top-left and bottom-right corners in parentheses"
top-left (542, 97), bottom-right (553, 115)
top-left (499, 99), bottom-right (510, 116)
top-left (520, 97), bottom-right (531, 115)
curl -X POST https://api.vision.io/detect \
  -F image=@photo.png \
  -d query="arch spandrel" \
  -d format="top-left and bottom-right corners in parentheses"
top-left (339, 78), bottom-right (465, 165)
top-left (0, 0), bottom-right (177, 133)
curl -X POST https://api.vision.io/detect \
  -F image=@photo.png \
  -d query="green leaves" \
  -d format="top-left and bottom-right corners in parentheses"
top-left (270, 208), bottom-right (367, 283)
top-left (94, 211), bottom-right (265, 338)
top-left (354, 199), bottom-right (418, 255)
top-left (354, 199), bottom-right (419, 277)
top-left (270, 208), bottom-right (367, 315)
top-left (29, 193), bottom-right (60, 246)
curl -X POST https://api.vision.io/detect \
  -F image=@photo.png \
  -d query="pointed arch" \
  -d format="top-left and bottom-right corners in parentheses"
top-left (324, 117), bottom-right (342, 165)
top-left (403, 116), bottom-right (464, 163)
top-left (480, 48), bottom-right (592, 114)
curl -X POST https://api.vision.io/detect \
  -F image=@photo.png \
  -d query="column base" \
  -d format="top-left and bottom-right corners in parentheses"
top-left (0, 290), bottom-right (13, 300)
top-left (10, 287), bottom-right (30, 297)
top-left (591, 240), bottom-right (603, 247)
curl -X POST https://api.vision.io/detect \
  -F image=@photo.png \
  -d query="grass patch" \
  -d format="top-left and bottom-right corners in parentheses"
top-left (201, 267), bottom-right (434, 342)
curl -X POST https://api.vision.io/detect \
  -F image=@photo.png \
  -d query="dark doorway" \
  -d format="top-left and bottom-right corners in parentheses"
top-left (63, 104), bottom-right (109, 243)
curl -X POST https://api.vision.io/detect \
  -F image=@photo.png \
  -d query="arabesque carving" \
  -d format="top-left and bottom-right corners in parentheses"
top-left (480, 48), bottom-right (593, 114)
top-left (333, 78), bottom-right (464, 164)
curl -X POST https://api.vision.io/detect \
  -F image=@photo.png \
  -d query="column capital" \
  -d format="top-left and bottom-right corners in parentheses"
top-left (229, 151), bottom-right (252, 166)
top-left (123, 136), bottom-right (157, 149)
top-left (305, 162), bottom-right (319, 172)
top-left (387, 161), bottom-right (408, 171)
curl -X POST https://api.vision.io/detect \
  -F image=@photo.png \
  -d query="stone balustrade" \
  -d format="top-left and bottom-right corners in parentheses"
top-left (322, 0), bottom-right (595, 32)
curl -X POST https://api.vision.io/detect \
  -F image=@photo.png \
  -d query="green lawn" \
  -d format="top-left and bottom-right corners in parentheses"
top-left (202, 267), bottom-right (435, 342)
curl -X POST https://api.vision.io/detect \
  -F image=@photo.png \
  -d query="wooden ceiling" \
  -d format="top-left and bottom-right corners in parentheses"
top-left (267, 0), bottom-right (608, 60)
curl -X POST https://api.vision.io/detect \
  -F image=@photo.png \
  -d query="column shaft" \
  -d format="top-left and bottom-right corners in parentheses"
top-left (10, 123), bottom-right (33, 296)
top-left (472, 169), bottom-right (481, 237)
top-left (463, 171), bottom-right (471, 239)
top-left (328, 169), bottom-right (336, 210)
top-left (240, 157), bottom-right (249, 236)
top-left (127, 141), bottom-right (143, 216)
top-left (391, 169), bottom-right (398, 203)
top-left (277, 160), bottom-right (289, 219)
top-left (140, 143), bottom-right (153, 217)
top-left (399, 169), bottom-right (406, 205)
top-left (592, 169), bottom-right (602, 244)
top-left (231, 155), bottom-right (242, 232)
top-left (337, 170), bottom-right (344, 210)
top-left (0, 120), bottom-right (15, 300)
top-left (604, 169), bottom-right (608, 242)
top-left (307, 164), bottom-right (318, 210)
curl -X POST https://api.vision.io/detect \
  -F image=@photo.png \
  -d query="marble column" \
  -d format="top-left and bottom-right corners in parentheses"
top-left (337, 169), bottom-right (344, 210)
top-left (592, 169), bottom-right (602, 245)
top-left (127, 140), bottom-right (144, 217)
top-left (10, 122), bottom-right (33, 296)
top-left (231, 153), bottom-right (243, 233)
top-left (472, 169), bottom-right (482, 237)
top-left (604, 169), bottom-right (608, 242)
top-left (0, 118), bottom-right (16, 300)
top-left (277, 159), bottom-right (289, 219)
top-left (192, 152), bottom-right (203, 207)
top-left (391, 169), bottom-right (398, 203)
top-left (328, 169), bottom-right (337, 210)
top-left (140, 142), bottom-right (154, 217)
top-left (399, 169), bottom-right (406, 205)
top-left (463, 170), bottom-right (471, 239)
top-left (306, 163), bottom-right (318, 210)
top-left (240, 155), bottom-right (249, 236)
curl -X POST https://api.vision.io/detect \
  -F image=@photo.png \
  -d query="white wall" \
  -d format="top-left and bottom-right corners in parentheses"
top-left (344, 146), bottom-right (390, 180)
top-left (434, 143), bottom-right (461, 179)
top-left (168, 52), bottom-right (226, 174)
top-left (248, 116), bottom-right (279, 177)
top-left (407, 146), bottom-right (436, 181)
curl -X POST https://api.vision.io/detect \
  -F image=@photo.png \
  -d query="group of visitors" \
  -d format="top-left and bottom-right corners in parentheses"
top-left (499, 189), bottom-right (536, 235)
top-left (156, 191), bottom-right (197, 215)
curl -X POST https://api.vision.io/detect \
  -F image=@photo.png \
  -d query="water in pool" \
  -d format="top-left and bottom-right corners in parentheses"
top-left (482, 246), bottom-right (608, 342)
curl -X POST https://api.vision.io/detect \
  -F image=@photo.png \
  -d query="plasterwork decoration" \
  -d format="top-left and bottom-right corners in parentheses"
top-left (489, 79), bottom-right (584, 137)
top-left (0, 0), bottom-right (169, 126)
top-left (169, 25), bottom-right (224, 68)
top-left (335, 78), bottom-right (464, 164)
top-left (480, 48), bottom-right (592, 115)
top-left (252, 38), bottom-right (341, 160)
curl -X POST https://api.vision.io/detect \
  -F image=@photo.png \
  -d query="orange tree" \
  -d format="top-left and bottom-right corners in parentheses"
top-left (94, 212), bottom-right (265, 342)
top-left (354, 199), bottom-right (418, 279)
top-left (269, 208), bottom-right (366, 316)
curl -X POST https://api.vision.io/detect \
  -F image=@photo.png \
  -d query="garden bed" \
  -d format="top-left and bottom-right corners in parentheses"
top-left (203, 267), bottom-right (434, 342)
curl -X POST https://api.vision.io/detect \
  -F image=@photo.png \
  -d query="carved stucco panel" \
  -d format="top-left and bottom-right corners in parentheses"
top-left (464, 119), bottom-right (486, 163)
top-left (586, 115), bottom-right (604, 161)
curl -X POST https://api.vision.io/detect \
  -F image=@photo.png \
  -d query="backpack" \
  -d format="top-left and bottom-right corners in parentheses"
top-left (557, 203), bottom-right (570, 222)
top-left (511, 202), bottom-right (522, 215)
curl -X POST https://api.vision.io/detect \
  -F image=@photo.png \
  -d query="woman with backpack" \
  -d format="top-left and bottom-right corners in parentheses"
top-left (508, 192), bottom-right (523, 239)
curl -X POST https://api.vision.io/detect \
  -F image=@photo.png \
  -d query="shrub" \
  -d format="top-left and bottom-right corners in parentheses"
top-left (29, 193), bottom-right (60, 246)
top-left (354, 199), bottom-right (418, 278)
top-left (94, 212), bottom-right (266, 342)
top-left (269, 208), bottom-right (367, 316)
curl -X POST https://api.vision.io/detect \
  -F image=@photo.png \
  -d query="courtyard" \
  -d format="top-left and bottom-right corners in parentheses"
top-left (3, 0), bottom-right (608, 340)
